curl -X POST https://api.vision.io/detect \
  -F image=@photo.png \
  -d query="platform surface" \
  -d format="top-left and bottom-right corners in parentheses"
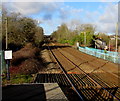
top-left (2, 83), bottom-right (68, 101)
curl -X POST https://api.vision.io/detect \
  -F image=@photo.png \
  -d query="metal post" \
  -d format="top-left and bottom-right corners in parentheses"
top-left (6, 60), bottom-right (10, 80)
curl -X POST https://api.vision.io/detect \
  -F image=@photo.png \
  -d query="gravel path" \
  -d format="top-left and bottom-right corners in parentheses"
top-left (39, 47), bottom-right (61, 73)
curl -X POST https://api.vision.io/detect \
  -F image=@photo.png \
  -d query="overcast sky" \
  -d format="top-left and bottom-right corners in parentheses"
top-left (2, 0), bottom-right (119, 35)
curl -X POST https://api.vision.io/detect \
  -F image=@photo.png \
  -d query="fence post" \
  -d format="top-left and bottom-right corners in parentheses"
top-left (113, 56), bottom-right (115, 63)
top-left (104, 53), bottom-right (105, 59)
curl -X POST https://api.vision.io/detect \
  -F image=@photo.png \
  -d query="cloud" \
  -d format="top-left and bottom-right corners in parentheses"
top-left (2, 0), bottom-right (119, 2)
top-left (85, 11), bottom-right (100, 22)
top-left (65, 19), bottom-right (81, 30)
top-left (3, 2), bottom-right (62, 21)
top-left (79, 3), bottom-right (118, 34)
top-left (59, 5), bottom-right (83, 20)
top-left (99, 4), bottom-right (118, 23)
top-left (71, 8), bottom-right (83, 13)
top-left (3, 0), bottom-right (65, 2)
top-left (2, 2), bottom-right (118, 35)
top-left (43, 14), bottom-right (52, 20)
top-left (3, 2), bottom-right (59, 15)
top-left (3, 2), bottom-right (83, 21)
top-left (59, 8), bottom-right (69, 19)
top-left (63, 3), bottom-right (118, 34)
top-left (99, 0), bottom-right (119, 2)
top-left (96, 3), bottom-right (118, 33)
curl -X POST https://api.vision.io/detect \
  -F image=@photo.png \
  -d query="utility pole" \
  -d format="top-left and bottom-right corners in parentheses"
top-left (108, 36), bottom-right (111, 51)
top-left (5, 17), bottom-right (10, 80)
top-left (84, 32), bottom-right (86, 47)
top-left (115, 22), bottom-right (118, 52)
top-left (5, 17), bottom-right (8, 50)
top-left (109, 39), bottom-right (111, 51)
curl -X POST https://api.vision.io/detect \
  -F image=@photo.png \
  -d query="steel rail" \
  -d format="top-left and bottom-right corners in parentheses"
top-left (56, 47), bottom-right (119, 100)
top-left (47, 45), bottom-right (84, 101)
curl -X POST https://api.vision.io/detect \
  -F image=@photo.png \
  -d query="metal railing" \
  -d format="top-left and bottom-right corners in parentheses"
top-left (79, 47), bottom-right (120, 64)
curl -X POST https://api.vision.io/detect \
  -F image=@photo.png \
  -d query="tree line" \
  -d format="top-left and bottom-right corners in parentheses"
top-left (51, 23), bottom-right (116, 48)
top-left (2, 9), bottom-right (44, 51)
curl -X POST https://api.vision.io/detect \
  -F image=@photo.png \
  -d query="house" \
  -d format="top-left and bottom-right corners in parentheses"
top-left (109, 35), bottom-right (120, 40)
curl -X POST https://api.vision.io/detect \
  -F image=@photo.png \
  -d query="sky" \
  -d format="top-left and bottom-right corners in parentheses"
top-left (2, 0), bottom-right (119, 35)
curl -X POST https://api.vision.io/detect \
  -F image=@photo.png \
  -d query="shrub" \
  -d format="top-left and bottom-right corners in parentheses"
top-left (18, 58), bottom-right (41, 75)
top-left (11, 43), bottom-right (40, 66)
top-left (10, 43), bottom-right (42, 75)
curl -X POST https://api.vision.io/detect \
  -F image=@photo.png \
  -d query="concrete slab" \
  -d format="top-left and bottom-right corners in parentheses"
top-left (44, 83), bottom-right (68, 100)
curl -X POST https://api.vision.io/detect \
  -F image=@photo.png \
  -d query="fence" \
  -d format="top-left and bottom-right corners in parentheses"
top-left (78, 47), bottom-right (120, 64)
top-left (0, 51), bottom-right (6, 72)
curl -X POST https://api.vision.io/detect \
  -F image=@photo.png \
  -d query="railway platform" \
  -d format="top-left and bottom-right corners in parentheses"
top-left (2, 83), bottom-right (68, 101)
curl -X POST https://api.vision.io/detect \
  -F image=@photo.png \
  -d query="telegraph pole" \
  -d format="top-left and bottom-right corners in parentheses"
top-left (5, 17), bottom-right (8, 50)
top-left (115, 22), bottom-right (118, 52)
top-left (84, 32), bottom-right (86, 47)
top-left (108, 36), bottom-right (111, 51)
top-left (109, 39), bottom-right (111, 51)
top-left (5, 17), bottom-right (10, 80)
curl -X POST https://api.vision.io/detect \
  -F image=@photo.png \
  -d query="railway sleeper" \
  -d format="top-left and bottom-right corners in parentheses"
top-left (74, 74), bottom-right (87, 87)
top-left (92, 73), bottom-right (118, 87)
top-left (89, 74), bottom-right (111, 88)
top-left (79, 87), bottom-right (107, 101)
top-left (68, 74), bottom-right (82, 87)
top-left (34, 73), bottom-right (119, 100)
top-left (72, 74), bottom-right (87, 87)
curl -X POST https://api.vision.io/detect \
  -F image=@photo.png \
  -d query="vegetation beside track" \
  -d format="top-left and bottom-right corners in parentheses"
top-left (2, 43), bottom-right (43, 85)
top-left (2, 8), bottom-right (45, 85)
top-left (2, 74), bottom-right (33, 85)
top-left (51, 23), bottom-right (120, 49)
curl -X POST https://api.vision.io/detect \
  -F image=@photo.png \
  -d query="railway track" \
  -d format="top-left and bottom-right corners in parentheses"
top-left (51, 45), bottom-right (119, 100)
top-left (58, 47), bottom-right (119, 87)
top-left (60, 47), bottom-right (119, 77)
top-left (35, 73), bottom-right (120, 101)
top-left (35, 43), bottom-right (120, 100)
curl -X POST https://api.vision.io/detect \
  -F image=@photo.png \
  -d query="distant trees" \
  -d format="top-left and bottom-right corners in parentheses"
top-left (77, 24), bottom-right (95, 46)
top-left (34, 26), bottom-right (44, 46)
top-left (52, 23), bottom-right (96, 46)
top-left (52, 23), bottom-right (77, 45)
top-left (52, 24), bottom-right (70, 42)
top-left (97, 33), bottom-right (109, 45)
top-left (2, 9), bottom-right (44, 50)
